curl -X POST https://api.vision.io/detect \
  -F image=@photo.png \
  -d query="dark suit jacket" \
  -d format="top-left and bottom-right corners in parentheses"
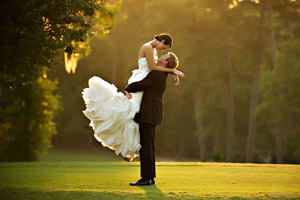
top-left (125, 70), bottom-right (168, 126)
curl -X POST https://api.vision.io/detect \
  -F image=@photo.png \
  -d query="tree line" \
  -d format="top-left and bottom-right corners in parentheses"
top-left (1, 0), bottom-right (299, 164)
top-left (56, 0), bottom-right (298, 164)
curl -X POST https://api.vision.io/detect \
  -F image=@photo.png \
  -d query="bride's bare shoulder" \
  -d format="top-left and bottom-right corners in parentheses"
top-left (141, 43), bottom-right (153, 53)
top-left (141, 43), bottom-right (152, 49)
top-left (138, 43), bottom-right (153, 57)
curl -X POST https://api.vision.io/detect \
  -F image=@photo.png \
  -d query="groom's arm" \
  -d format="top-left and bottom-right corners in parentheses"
top-left (125, 71), bottom-right (158, 93)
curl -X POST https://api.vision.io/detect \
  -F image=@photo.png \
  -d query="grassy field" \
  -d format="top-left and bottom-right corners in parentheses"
top-left (0, 150), bottom-right (299, 199)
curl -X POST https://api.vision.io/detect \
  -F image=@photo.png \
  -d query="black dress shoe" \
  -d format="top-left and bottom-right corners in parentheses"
top-left (129, 178), bottom-right (154, 186)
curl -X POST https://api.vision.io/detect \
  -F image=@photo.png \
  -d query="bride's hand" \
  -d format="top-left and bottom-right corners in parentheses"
top-left (125, 92), bottom-right (132, 99)
top-left (174, 69), bottom-right (185, 78)
top-left (173, 74), bottom-right (180, 86)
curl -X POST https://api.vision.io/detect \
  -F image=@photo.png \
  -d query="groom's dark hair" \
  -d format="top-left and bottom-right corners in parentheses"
top-left (166, 52), bottom-right (179, 69)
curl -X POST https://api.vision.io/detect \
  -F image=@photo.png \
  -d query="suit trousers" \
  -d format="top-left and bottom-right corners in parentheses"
top-left (139, 122), bottom-right (156, 179)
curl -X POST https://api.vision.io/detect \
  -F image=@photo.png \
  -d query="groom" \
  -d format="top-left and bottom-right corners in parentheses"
top-left (125, 52), bottom-right (179, 186)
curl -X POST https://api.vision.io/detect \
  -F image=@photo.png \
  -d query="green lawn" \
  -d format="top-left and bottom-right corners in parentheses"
top-left (0, 151), bottom-right (299, 199)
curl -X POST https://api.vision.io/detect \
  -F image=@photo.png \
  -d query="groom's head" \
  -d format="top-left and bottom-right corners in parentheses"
top-left (158, 52), bottom-right (179, 69)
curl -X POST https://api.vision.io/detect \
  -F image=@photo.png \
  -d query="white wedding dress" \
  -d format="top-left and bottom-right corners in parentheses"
top-left (82, 56), bottom-right (157, 159)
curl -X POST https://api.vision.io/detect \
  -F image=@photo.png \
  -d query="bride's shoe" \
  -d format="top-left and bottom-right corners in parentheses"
top-left (119, 154), bottom-right (131, 162)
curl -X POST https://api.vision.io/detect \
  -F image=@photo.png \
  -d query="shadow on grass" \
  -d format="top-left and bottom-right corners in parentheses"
top-left (0, 187), bottom-right (143, 200)
top-left (1, 187), bottom-right (297, 200)
top-left (140, 184), bottom-right (166, 200)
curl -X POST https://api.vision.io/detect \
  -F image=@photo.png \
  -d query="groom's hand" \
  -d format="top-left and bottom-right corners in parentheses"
top-left (125, 91), bottom-right (132, 99)
top-left (174, 74), bottom-right (180, 86)
top-left (174, 69), bottom-right (185, 78)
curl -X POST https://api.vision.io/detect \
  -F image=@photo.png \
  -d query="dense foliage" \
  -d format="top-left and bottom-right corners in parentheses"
top-left (0, 0), bottom-right (118, 161)
top-left (54, 0), bottom-right (300, 164)
top-left (2, 0), bottom-right (299, 164)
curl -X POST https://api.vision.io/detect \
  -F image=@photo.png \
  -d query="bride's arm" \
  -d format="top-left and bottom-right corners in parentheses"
top-left (143, 45), bottom-right (175, 73)
top-left (144, 45), bottom-right (173, 73)
top-left (144, 46), bottom-right (185, 78)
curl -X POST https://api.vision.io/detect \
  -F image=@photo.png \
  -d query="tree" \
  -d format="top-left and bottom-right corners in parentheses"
top-left (244, 0), bottom-right (267, 163)
top-left (0, 0), bottom-right (118, 161)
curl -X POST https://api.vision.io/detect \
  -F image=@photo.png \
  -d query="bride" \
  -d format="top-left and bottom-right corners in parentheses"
top-left (82, 33), bottom-right (184, 161)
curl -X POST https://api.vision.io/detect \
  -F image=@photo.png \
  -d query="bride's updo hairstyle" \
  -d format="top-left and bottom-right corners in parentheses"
top-left (154, 33), bottom-right (173, 48)
top-left (166, 52), bottom-right (179, 69)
